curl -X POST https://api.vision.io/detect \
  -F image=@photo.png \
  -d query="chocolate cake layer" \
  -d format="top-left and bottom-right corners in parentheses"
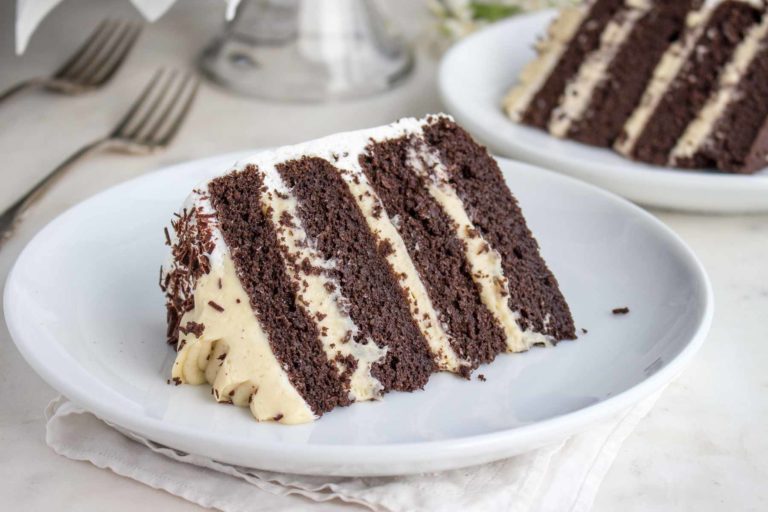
top-left (521, 0), bottom-right (625, 128)
top-left (423, 118), bottom-right (576, 341)
top-left (208, 167), bottom-right (350, 415)
top-left (628, 1), bottom-right (762, 165)
top-left (278, 157), bottom-right (436, 392)
top-left (361, 136), bottom-right (509, 367)
top-left (566, 1), bottom-right (698, 147)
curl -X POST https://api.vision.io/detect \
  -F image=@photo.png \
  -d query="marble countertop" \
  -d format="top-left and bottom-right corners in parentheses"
top-left (1, 1), bottom-right (766, 510)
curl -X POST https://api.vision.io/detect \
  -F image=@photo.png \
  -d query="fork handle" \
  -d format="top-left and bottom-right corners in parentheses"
top-left (0, 139), bottom-right (109, 248)
top-left (0, 77), bottom-right (47, 104)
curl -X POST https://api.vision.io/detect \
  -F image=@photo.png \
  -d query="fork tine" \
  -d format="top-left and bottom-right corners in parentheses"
top-left (110, 69), bottom-right (166, 138)
top-left (122, 70), bottom-right (178, 141)
top-left (83, 23), bottom-right (142, 87)
top-left (144, 73), bottom-right (197, 146)
top-left (54, 20), bottom-right (115, 80)
top-left (65, 21), bottom-right (125, 83)
top-left (155, 77), bottom-right (200, 148)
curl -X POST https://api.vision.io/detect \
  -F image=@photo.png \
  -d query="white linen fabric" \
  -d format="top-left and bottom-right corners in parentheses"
top-left (45, 393), bottom-right (661, 512)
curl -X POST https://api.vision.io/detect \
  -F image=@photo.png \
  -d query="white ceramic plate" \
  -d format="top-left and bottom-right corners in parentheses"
top-left (439, 10), bottom-right (768, 213)
top-left (5, 153), bottom-right (712, 476)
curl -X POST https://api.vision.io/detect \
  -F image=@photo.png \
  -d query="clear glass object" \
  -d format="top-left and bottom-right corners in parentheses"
top-left (199, 0), bottom-right (415, 101)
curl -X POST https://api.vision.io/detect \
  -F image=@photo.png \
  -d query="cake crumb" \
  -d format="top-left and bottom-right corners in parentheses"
top-left (612, 307), bottom-right (630, 315)
top-left (478, 374), bottom-right (487, 382)
top-left (581, 328), bottom-right (588, 334)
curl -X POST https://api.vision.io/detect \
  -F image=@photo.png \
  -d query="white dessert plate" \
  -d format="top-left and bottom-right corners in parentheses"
top-left (5, 152), bottom-right (712, 476)
top-left (439, 10), bottom-right (768, 213)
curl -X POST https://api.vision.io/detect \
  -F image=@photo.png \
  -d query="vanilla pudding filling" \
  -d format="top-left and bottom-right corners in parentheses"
top-left (503, 3), bottom-right (590, 121)
top-left (671, 14), bottom-right (768, 163)
top-left (616, 8), bottom-right (711, 156)
top-left (407, 146), bottom-right (552, 352)
top-left (169, 200), bottom-right (315, 424)
top-left (548, 1), bottom-right (651, 138)
top-left (258, 163), bottom-right (387, 402)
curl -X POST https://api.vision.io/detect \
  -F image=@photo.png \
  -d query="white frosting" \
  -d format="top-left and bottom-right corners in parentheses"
top-left (548, 2), bottom-right (652, 138)
top-left (670, 13), bottom-right (768, 163)
top-left (615, 7), bottom-right (712, 156)
top-left (503, 3), bottom-right (589, 121)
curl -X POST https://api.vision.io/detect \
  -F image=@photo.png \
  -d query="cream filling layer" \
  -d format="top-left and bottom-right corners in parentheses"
top-left (670, 15), bottom-right (768, 163)
top-left (548, 2), bottom-right (650, 138)
top-left (408, 147), bottom-right (547, 353)
top-left (172, 252), bottom-right (315, 424)
top-left (503, 4), bottom-right (588, 121)
top-left (259, 165), bottom-right (387, 402)
top-left (615, 8), bottom-right (710, 156)
top-left (337, 166), bottom-right (464, 373)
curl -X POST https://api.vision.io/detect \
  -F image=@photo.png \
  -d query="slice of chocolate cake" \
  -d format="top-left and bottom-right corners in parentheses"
top-left (160, 115), bottom-right (575, 424)
top-left (505, 0), bottom-right (700, 147)
top-left (616, 0), bottom-right (765, 169)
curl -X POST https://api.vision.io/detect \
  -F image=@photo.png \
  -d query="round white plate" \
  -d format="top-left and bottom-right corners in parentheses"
top-left (5, 153), bottom-right (712, 476)
top-left (439, 10), bottom-right (768, 213)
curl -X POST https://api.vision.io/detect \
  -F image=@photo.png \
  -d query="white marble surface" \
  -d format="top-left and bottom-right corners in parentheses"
top-left (1, 1), bottom-right (766, 510)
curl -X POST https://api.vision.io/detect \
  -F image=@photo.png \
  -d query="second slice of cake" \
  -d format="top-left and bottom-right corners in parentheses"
top-left (504, 0), bottom-right (701, 147)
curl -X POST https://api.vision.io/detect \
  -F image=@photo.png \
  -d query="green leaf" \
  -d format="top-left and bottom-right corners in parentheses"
top-left (470, 2), bottom-right (522, 22)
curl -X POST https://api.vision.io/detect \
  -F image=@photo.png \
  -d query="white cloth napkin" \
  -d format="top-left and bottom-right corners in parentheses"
top-left (15, 0), bottom-right (240, 53)
top-left (45, 393), bottom-right (661, 512)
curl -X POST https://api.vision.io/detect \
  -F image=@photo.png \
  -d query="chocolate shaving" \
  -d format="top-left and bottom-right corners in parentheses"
top-left (208, 300), bottom-right (225, 312)
top-left (160, 206), bottom-right (216, 346)
top-left (179, 321), bottom-right (205, 338)
top-left (612, 307), bottom-right (630, 315)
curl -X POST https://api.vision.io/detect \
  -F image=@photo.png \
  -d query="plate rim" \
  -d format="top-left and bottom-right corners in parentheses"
top-left (4, 152), bottom-right (714, 475)
top-left (438, 10), bottom-right (768, 213)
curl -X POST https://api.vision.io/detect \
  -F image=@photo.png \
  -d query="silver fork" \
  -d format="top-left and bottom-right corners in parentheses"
top-left (0, 69), bottom-right (200, 247)
top-left (0, 20), bottom-right (142, 103)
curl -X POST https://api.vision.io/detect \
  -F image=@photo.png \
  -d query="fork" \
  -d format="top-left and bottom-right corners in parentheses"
top-left (0, 20), bottom-right (142, 103)
top-left (0, 69), bottom-right (200, 247)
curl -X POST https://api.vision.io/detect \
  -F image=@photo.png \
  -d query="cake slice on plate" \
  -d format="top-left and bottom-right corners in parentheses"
top-left (160, 115), bottom-right (575, 424)
top-left (504, 0), bottom-right (701, 147)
